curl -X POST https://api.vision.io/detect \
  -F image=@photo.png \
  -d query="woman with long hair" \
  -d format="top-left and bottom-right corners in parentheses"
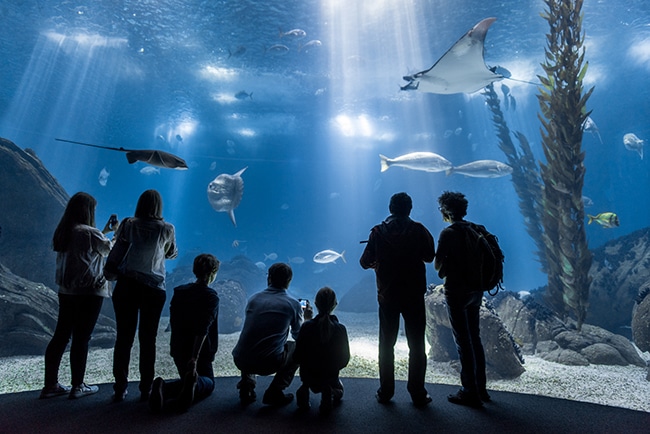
top-left (40, 192), bottom-right (117, 399)
top-left (110, 189), bottom-right (178, 402)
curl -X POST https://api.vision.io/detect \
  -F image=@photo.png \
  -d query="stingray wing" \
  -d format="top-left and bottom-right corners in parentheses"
top-left (126, 150), bottom-right (188, 169)
top-left (408, 17), bottom-right (503, 94)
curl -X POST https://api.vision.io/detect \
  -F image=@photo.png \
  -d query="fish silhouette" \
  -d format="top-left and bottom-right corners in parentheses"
top-left (55, 138), bottom-right (188, 169)
top-left (401, 17), bottom-right (504, 94)
top-left (207, 167), bottom-right (247, 227)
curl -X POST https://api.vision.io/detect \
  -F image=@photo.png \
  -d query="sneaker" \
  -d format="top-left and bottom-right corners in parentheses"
top-left (447, 389), bottom-right (483, 408)
top-left (69, 383), bottom-right (99, 399)
top-left (149, 377), bottom-right (164, 413)
top-left (237, 382), bottom-right (256, 406)
top-left (412, 393), bottom-right (433, 408)
top-left (375, 389), bottom-right (392, 404)
top-left (40, 383), bottom-right (71, 399)
top-left (262, 389), bottom-right (294, 407)
top-left (296, 385), bottom-right (310, 410)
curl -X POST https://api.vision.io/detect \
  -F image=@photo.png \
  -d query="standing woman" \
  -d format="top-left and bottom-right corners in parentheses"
top-left (41, 192), bottom-right (117, 399)
top-left (111, 189), bottom-right (178, 402)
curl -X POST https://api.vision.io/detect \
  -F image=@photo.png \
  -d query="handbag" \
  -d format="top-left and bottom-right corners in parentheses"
top-left (104, 236), bottom-right (130, 281)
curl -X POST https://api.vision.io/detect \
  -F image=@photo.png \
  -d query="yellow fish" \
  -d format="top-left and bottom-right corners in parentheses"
top-left (587, 212), bottom-right (620, 228)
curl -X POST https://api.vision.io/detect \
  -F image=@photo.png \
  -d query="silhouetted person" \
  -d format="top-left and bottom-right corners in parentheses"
top-left (434, 191), bottom-right (490, 408)
top-left (149, 253), bottom-right (220, 413)
top-left (41, 192), bottom-right (117, 399)
top-left (360, 192), bottom-right (435, 407)
top-left (111, 189), bottom-right (178, 402)
top-left (232, 263), bottom-right (313, 406)
top-left (294, 287), bottom-right (350, 414)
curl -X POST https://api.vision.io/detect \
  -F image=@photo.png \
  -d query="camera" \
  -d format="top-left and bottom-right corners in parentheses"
top-left (108, 214), bottom-right (118, 226)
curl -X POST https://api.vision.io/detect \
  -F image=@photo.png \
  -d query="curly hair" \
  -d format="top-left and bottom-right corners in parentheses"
top-left (437, 191), bottom-right (468, 221)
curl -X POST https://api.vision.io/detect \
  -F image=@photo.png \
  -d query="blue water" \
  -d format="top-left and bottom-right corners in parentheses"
top-left (1, 0), bottom-right (649, 299)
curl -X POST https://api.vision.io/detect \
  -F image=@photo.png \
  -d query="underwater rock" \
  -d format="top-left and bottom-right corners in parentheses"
top-left (213, 279), bottom-right (247, 334)
top-left (0, 263), bottom-right (115, 356)
top-left (493, 291), bottom-right (645, 367)
top-left (588, 227), bottom-right (650, 334)
top-left (631, 281), bottom-right (650, 353)
top-left (0, 137), bottom-right (68, 289)
top-left (424, 285), bottom-right (525, 379)
top-left (338, 275), bottom-right (378, 313)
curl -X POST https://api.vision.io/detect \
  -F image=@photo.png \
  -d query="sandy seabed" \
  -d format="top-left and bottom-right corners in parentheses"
top-left (2, 311), bottom-right (649, 413)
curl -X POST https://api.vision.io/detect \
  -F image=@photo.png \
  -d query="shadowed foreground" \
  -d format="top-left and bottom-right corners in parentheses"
top-left (0, 377), bottom-right (647, 434)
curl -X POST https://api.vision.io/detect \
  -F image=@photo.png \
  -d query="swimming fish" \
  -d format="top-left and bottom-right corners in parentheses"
top-left (313, 249), bottom-right (346, 264)
top-left (279, 28), bottom-right (306, 39)
top-left (235, 90), bottom-right (253, 100)
top-left (98, 167), bottom-right (110, 186)
top-left (400, 17), bottom-right (504, 94)
top-left (55, 138), bottom-right (188, 169)
top-left (623, 133), bottom-right (644, 159)
top-left (288, 256), bottom-right (305, 264)
top-left (140, 166), bottom-right (160, 175)
top-left (207, 167), bottom-right (247, 227)
top-left (299, 40), bottom-right (322, 52)
top-left (264, 252), bottom-right (278, 261)
top-left (266, 44), bottom-right (290, 55)
top-left (587, 212), bottom-right (620, 228)
top-left (379, 152), bottom-right (452, 173)
top-left (228, 45), bottom-right (246, 59)
top-left (446, 160), bottom-right (513, 178)
top-left (582, 117), bottom-right (603, 144)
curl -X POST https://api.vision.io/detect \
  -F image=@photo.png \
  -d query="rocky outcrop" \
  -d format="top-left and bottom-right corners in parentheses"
top-left (0, 263), bottom-right (115, 356)
top-left (0, 138), bottom-right (68, 289)
top-left (587, 227), bottom-right (650, 334)
top-left (494, 291), bottom-right (645, 367)
top-left (425, 285), bottom-right (526, 379)
top-left (631, 282), bottom-right (650, 353)
top-left (338, 275), bottom-right (378, 313)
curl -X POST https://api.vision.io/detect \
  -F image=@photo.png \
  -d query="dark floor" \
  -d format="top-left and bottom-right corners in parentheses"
top-left (0, 377), bottom-right (648, 434)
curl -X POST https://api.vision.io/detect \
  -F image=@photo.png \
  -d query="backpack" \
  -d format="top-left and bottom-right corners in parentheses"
top-left (461, 222), bottom-right (504, 295)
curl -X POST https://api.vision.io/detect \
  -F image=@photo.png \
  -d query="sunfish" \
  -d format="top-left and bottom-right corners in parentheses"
top-left (401, 17), bottom-right (503, 94)
top-left (446, 160), bottom-right (513, 178)
top-left (55, 138), bottom-right (188, 169)
top-left (207, 167), bottom-right (247, 227)
top-left (313, 249), bottom-right (346, 264)
top-left (623, 133), bottom-right (644, 159)
top-left (380, 152), bottom-right (452, 173)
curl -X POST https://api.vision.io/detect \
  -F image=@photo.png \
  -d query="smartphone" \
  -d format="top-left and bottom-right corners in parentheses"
top-left (299, 299), bottom-right (308, 309)
top-left (108, 214), bottom-right (118, 226)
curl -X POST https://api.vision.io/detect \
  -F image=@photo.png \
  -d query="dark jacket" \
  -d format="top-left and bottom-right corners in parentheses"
top-left (359, 215), bottom-right (435, 303)
top-left (435, 220), bottom-right (480, 293)
top-left (293, 314), bottom-right (350, 384)
top-left (169, 282), bottom-right (220, 362)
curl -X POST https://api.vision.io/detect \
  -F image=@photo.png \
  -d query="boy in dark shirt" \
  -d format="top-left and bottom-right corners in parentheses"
top-left (293, 287), bottom-right (350, 415)
top-left (149, 253), bottom-right (220, 413)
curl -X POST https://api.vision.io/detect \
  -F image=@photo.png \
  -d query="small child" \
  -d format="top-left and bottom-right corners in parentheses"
top-left (293, 287), bottom-right (350, 414)
top-left (149, 253), bottom-right (220, 413)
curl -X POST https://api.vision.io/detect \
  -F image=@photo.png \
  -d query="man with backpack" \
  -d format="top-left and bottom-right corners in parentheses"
top-left (434, 191), bottom-right (494, 408)
top-left (360, 192), bottom-right (435, 407)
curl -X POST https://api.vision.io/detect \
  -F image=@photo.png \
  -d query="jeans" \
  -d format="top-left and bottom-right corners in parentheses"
top-left (160, 356), bottom-right (215, 403)
top-left (112, 277), bottom-right (166, 395)
top-left (377, 297), bottom-right (427, 399)
top-left (44, 293), bottom-right (104, 388)
top-left (445, 290), bottom-right (486, 394)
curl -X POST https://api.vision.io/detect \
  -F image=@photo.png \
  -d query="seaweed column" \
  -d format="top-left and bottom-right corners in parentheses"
top-left (537, 0), bottom-right (593, 330)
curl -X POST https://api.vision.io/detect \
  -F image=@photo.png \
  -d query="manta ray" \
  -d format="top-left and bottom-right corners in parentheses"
top-left (55, 138), bottom-right (188, 169)
top-left (207, 167), bottom-right (247, 227)
top-left (401, 17), bottom-right (504, 94)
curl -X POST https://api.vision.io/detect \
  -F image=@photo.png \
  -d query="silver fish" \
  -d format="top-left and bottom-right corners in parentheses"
top-left (446, 160), bottom-right (513, 178)
top-left (207, 167), bottom-right (247, 227)
top-left (267, 44), bottom-right (290, 55)
top-left (379, 152), bottom-right (452, 173)
top-left (235, 90), bottom-right (253, 100)
top-left (313, 249), bottom-right (346, 264)
top-left (279, 28), bottom-right (306, 38)
top-left (623, 133), bottom-right (644, 159)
